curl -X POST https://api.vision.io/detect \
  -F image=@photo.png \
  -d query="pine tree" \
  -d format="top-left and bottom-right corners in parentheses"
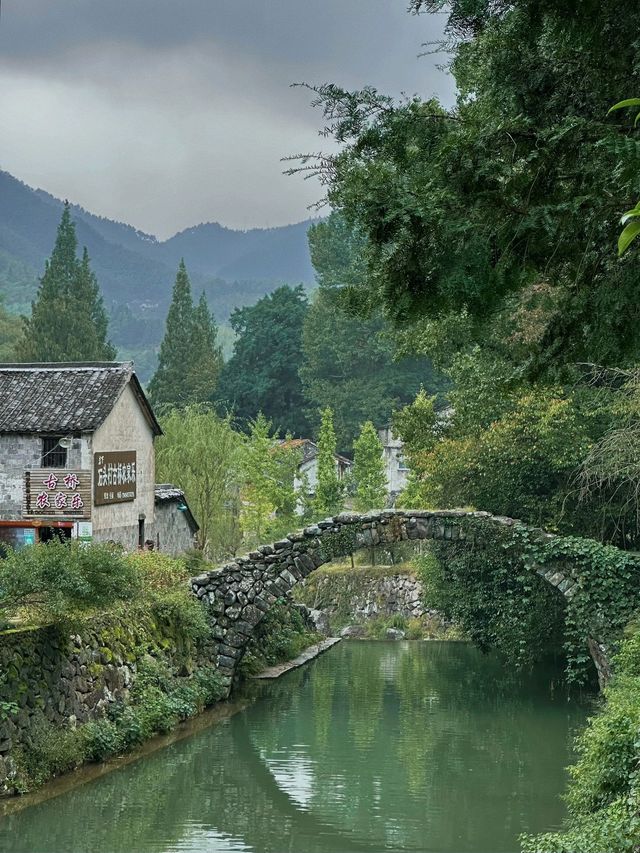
top-left (15, 203), bottom-right (115, 362)
top-left (313, 407), bottom-right (344, 517)
top-left (352, 421), bottom-right (388, 512)
top-left (187, 291), bottom-right (224, 402)
top-left (148, 260), bottom-right (196, 407)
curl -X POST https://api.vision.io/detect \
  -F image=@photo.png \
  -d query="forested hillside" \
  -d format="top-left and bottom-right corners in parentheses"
top-left (0, 170), bottom-right (316, 378)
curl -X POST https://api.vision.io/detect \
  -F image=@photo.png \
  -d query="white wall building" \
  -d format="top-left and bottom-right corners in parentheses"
top-left (377, 426), bottom-right (410, 502)
top-left (282, 439), bottom-right (352, 514)
top-left (0, 362), bottom-right (195, 553)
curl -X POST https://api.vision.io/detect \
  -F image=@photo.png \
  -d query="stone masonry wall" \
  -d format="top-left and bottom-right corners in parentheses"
top-left (296, 569), bottom-right (426, 627)
top-left (148, 503), bottom-right (197, 557)
top-left (0, 612), bottom-right (212, 794)
top-left (0, 435), bottom-right (40, 518)
top-left (0, 434), bottom-right (87, 521)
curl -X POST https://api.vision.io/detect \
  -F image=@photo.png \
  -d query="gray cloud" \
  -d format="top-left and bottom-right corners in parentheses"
top-left (0, 1), bottom-right (454, 237)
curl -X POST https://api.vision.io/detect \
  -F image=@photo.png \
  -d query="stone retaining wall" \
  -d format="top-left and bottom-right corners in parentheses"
top-left (0, 612), bottom-right (210, 794)
top-left (295, 568), bottom-right (428, 633)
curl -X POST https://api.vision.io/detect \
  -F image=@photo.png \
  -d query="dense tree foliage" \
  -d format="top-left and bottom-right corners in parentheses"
top-left (298, 1), bottom-right (640, 372)
top-left (293, 0), bottom-right (640, 543)
top-left (0, 248), bottom-right (38, 315)
top-left (215, 285), bottom-right (310, 437)
top-left (300, 288), bottom-right (431, 451)
top-left (301, 214), bottom-right (445, 451)
top-left (155, 406), bottom-right (243, 557)
top-left (0, 298), bottom-right (20, 361)
top-left (400, 386), bottom-right (594, 530)
top-left (15, 204), bottom-right (115, 362)
top-left (148, 262), bottom-right (223, 408)
top-left (239, 414), bottom-right (300, 546)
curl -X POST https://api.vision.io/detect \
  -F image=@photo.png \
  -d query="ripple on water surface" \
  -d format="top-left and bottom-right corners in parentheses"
top-left (0, 641), bottom-right (590, 853)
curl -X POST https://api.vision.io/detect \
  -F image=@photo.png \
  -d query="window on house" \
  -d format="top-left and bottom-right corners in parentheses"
top-left (397, 453), bottom-right (410, 472)
top-left (41, 436), bottom-right (67, 468)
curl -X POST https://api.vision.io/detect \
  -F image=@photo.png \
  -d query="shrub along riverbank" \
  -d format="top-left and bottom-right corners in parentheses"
top-left (522, 626), bottom-right (640, 852)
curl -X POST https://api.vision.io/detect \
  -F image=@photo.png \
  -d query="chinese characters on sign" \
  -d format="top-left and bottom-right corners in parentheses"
top-left (93, 451), bottom-right (137, 505)
top-left (24, 470), bottom-right (91, 518)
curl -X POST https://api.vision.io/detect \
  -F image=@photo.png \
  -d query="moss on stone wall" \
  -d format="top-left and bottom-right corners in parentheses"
top-left (0, 594), bottom-right (222, 795)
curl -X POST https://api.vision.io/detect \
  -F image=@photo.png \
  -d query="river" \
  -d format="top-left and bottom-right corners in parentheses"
top-left (0, 641), bottom-right (590, 853)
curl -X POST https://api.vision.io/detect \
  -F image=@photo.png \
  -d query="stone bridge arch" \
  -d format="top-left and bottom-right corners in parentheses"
top-left (191, 509), bottom-right (610, 691)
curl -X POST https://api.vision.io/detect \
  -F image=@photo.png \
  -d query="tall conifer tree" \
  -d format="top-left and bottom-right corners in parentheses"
top-left (352, 421), bottom-right (388, 512)
top-left (148, 260), bottom-right (196, 407)
top-left (186, 291), bottom-right (224, 403)
top-left (15, 203), bottom-right (115, 362)
top-left (149, 263), bottom-right (224, 408)
top-left (313, 407), bottom-right (344, 517)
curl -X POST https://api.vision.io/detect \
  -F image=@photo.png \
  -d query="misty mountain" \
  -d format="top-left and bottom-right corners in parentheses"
top-left (0, 170), bottom-right (319, 380)
top-left (162, 220), bottom-right (316, 282)
top-left (0, 169), bottom-right (317, 320)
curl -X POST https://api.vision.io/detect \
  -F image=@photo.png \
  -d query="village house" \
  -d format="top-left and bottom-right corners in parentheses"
top-left (281, 439), bottom-right (352, 514)
top-left (377, 426), bottom-right (409, 503)
top-left (0, 362), bottom-right (197, 554)
top-left (153, 484), bottom-right (199, 555)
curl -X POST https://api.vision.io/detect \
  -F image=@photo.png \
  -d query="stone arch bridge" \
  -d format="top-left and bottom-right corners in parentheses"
top-left (190, 509), bottom-right (608, 691)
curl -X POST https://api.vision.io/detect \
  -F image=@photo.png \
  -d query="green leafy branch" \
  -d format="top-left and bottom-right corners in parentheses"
top-left (608, 99), bottom-right (640, 255)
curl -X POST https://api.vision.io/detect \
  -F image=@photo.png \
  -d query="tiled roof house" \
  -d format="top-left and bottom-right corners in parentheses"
top-left (0, 362), bottom-right (195, 554)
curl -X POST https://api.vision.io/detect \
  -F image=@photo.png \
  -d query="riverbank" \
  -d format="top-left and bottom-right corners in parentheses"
top-left (0, 606), bottom-right (327, 806)
top-left (253, 637), bottom-right (341, 679)
top-left (0, 641), bottom-right (588, 853)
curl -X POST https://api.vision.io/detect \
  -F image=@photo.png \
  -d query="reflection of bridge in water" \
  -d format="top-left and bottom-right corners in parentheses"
top-left (191, 509), bottom-right (609, 685)
top-left (0, 664), bottom-right (376, 852)
top-left (0, 642), bottom-right (584, 853)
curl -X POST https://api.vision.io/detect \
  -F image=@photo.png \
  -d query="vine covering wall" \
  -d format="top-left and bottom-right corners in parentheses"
top-left (191, 508), bottom-right (640, 686)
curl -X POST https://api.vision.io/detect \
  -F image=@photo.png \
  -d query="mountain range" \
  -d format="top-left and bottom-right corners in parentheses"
top-left (0, 170), bottom-right (318, 378)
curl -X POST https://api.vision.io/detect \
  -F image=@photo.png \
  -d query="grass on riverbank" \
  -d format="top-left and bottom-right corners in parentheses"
top-left (347, 613), bottom-right (463, 640)
top-left (237, 602), bottom-right (322, 678)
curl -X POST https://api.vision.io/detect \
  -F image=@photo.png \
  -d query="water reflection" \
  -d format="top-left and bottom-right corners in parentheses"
top-left (0, 642), bottom-right (589, 853)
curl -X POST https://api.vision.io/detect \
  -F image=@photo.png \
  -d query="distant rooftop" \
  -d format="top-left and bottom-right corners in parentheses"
top-left (279, 438), bottom-right (352, 467)
top-left (0, 362), bottom-right (161, 436)
top-left (154, 484), bottom-right (199, 533)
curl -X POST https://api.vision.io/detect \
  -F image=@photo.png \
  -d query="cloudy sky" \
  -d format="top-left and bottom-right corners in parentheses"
top-left (0, 1), bottom-right (454, 238)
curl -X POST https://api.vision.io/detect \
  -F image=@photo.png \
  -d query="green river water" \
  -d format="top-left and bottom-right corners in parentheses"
top-left (0, 641), bottom-right (590, 853)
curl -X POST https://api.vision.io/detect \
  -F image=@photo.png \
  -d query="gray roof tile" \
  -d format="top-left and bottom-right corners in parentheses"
top-left (0, 362), bottom-right (160, 435)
